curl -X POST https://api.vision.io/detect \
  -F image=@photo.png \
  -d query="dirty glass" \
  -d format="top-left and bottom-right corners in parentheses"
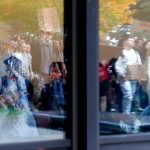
top-left (99, 0), bottom-right (150, 135)
top-left (0, 0), bottom-right (66, 143)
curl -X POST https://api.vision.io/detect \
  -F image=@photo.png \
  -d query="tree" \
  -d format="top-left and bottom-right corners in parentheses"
top-left (132, 0), bottom-right (150, 22)
top-left (0, 0), bottom-right (64, 33)
top-left (99, 0), bottom-right (137, 33)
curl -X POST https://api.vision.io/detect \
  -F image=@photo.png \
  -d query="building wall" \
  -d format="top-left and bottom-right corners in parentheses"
top-left (100, 44), bottom-right (122, 62)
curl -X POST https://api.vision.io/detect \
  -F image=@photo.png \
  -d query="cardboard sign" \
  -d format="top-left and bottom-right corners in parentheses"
top-left (127, 64), bottom-right (147, 81)
top-left (37, 7), bottom-right (61, 33)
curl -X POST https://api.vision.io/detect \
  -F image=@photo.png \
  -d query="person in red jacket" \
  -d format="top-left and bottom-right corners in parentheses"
top-left (99, 59), bottom-right (109, 111)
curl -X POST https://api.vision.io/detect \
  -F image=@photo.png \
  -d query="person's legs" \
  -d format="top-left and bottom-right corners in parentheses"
top-left (100, 96), bottom-right (107, 112)
top-left (115, 83), bottom-right (122, 112)
top-left (58, 78), bottom-right (66, 113)
top-left (58, 78), bottom-right (65, 105)
top-left (120, 80), bottom-right (133, 114)
top-left (100, 80), bottom-right (109, 112)
top-left (52, 79), bottom-right (59, 110)
top-left (106, 84), bottom-right (112, 111)
top-left (130, 80), bottom-right (140, 112)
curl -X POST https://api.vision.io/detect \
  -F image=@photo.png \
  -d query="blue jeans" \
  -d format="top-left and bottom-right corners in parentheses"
top-left (131, 81), bottom-right (141, 112)
top-left (53, 78), bottom-right (65, 107)
top-left (120, 80), bottom-right (138, 114)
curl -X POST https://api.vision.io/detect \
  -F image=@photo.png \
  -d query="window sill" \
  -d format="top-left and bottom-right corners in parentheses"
top-left (99, 133), bottom-right (150, 145)
top-left (0, 139), bottom-right (71, 150)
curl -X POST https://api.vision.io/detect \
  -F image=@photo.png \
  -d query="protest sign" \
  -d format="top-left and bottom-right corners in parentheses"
top-left (37, 7), bottom-right (61, 33)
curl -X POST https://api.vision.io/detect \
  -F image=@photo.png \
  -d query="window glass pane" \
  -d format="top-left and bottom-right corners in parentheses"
top-left (99, 0), bottom-right (150, 135)
top-left (0, 0), bottom-right (67, 143)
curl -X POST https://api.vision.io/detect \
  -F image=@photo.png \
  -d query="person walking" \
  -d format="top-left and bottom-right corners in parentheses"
top-left (115, 36), bottom-right (142, 114)
top-left (99, 59), bottom-right (109, 112)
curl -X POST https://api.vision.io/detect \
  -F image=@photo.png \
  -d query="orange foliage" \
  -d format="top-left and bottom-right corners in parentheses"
top-left (100, 0), bottom-right (138, 33)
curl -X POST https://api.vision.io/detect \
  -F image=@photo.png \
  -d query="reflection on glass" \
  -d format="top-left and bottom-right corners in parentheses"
top-left (0, 0), bottom-right (66, 142)
top-left (99, 0), bottom-right (150, 135)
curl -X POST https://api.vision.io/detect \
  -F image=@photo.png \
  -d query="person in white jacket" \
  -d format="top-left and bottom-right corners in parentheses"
top-left (115, 36), bottom-right (142, 114)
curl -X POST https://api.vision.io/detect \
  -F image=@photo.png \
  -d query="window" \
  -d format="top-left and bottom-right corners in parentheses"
top-left (0, 0), bottom-right (69, 145)
top-left (99, 0), bottom-right (150, 135)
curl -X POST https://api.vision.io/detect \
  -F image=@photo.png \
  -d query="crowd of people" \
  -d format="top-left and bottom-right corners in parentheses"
top-left (99, 35), bottom-right (150, 115)
top-left (0, 30), bottom-right (67, 114)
